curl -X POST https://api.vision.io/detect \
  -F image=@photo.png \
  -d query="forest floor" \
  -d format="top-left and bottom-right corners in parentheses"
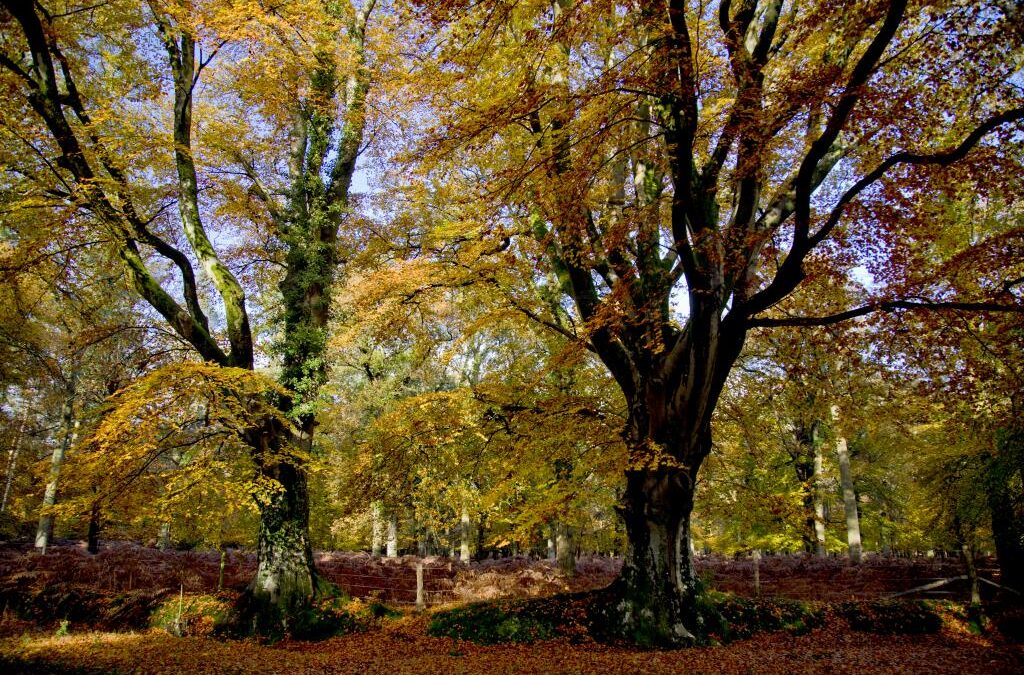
top-left (0, 541), bottom-right (1021, 673)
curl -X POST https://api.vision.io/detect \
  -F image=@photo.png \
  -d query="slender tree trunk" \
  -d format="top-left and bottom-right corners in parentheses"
top-left (386, 512), bottom-right (398, 558)
top-left (792, 420), bottom-right (826, 555)
top-left (556, 522), bottom-right (575, 576)
top-left (36, 378), bottom-right (77, 553)
top-left (1, 409), bottom-right (28, 514)
top-left (460, 506), bottom-right (471, 561)
top-left (157, 522), bottom-right (171, 551)
top-left (547, 526), bottom-right (556, 561)
top-left (475, 513), bottom-right (487, 561)
top-left (86, 499), bottom-right (101, 554)
top-left (813, 443), bottom-right (827, 556)
top-left (835, 430), bottom-right (862, 563)
top-left (371, 501), bottom-right (383, 557)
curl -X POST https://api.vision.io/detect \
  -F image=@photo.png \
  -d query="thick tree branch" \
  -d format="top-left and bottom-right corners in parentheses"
top-left (793, 0), bottom-right (907, 241)
top-left (810, 107), bottom-right (1024, 247)
top-left (749, 300), bottom-right (1024, 328)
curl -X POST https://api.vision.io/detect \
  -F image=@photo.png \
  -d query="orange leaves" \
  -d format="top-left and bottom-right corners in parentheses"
top-left (60, 363), bottom-right (293, 526)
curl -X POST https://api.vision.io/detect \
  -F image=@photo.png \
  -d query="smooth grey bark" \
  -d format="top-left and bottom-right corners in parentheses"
top-left (813, 442), bottom-right (827, 556)
top-left (371, 501), bottom-right (384, 557)
top-left (36, 377), bottom-right (77, 553)
top-left (833, 407), bottom-right (862, 563)
top-left (386, 512), bottom-right (398, 558)
top-left (1, 409), bottom-right (28, 514)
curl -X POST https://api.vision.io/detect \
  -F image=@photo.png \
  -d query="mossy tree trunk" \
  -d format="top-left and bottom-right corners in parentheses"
top-left (611, 466), bottom-right (702, 646)
top-left (791, 419), bottom-right (827, 556)
top-left (555, 522), bottom-right (576, 576)
top-left (246, 423), bottom-right (318, 632)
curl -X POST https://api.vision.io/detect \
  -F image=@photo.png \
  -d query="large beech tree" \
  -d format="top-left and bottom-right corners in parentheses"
top-left (405, 0), bottom-right (1024, 644)
top-left (0, 0), bottom-right (375, 630)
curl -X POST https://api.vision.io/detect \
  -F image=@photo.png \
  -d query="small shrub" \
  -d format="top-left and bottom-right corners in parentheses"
top-left (149, 593), bottom-right (235, 637)
top-left (291, 601), bottom-right (366, 641)
top-left (701, 591), bottom-right (824, 642)
top-left (427, 601), bottom-right (556, 645)
top-left (837, 600), bottom-right (942, 634)
top-left (363, 600), bottom-right (401, 620)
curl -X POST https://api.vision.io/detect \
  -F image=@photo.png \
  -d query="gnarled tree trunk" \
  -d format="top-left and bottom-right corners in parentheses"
top-left (244, 423), bottom-right (317, 633)
top-left (609, 466), bottom-right (702, 646)
top-left (249, 464), bottom-right (317, 630)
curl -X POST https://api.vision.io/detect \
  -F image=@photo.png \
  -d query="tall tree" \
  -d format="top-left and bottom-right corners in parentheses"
top-left (405, 0), bottom-right (1024, 644)
top-left (0, 0), bottom-right (376, 631)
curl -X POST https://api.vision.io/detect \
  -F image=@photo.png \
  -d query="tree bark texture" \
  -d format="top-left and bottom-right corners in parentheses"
top-left (555, 522), bottom-right (576, 576)
top-left (835, 432), bottom-right (862, 563)
top-left (36, 379), bottom-right (76, 553)
top-left (245, 425), bottom-right (318, 634)
top-left (371, 501), bottom-right (383, 557)
top-left (1, 409), bottom-right (28, 515)
top-left (460, 506), bottom-right (471, 561)
top-left (988, 474), bottom-right (1024, 593)
top-left (602, 466), bottom-right (703, 646)
top-left (386, 512), bottom-right (399, 558)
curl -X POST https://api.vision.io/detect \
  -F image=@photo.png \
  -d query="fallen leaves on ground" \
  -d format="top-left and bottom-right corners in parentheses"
top-left (1, 613), bottom-right (1021, 675)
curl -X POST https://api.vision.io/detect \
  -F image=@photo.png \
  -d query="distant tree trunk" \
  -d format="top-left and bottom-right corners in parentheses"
top-left (791, 419), bottom-right (826, 556)
top-left (988, 428), bottom-right (1024, 593)
top-left (556, 522), bottom-right (575, 576)
top-left (475, 513), bottom-right (487, 561)
top-left (386, 512), bottom-right (398, 558)
top-left (813, 443), bottom-right (827, 556)
top-left (1, 409), bottom-right (28, 515)
top-left (87, 498), bottom-right (101, 554)
top-left (415, 520), bottom-right (428, 556)
top-left (879, 507), bottom-right (893, 555)
top-left (547, 527), bottom-right (556, 561)
top-left (157, 522), bottom-right (172, 551)
top-left (460, 506), bottom-right (471, 561)
top-left (371, 501), bottom-right (383, 557)
top-left (988, 475), bottom-right (1024, 593)
top-left (833, 407), bottom-right (862, 563)
top-left (36, 377), bottom-right (77, 553)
